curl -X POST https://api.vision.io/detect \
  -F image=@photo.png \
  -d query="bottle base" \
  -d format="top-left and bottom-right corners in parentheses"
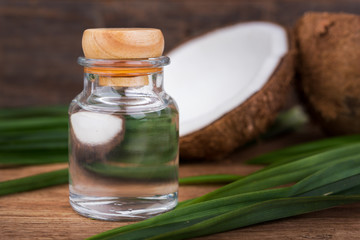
top-left (69, 192), bottom-right (178, 221)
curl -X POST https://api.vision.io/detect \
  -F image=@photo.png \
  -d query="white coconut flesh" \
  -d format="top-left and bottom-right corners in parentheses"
top-left (164, 22), bottom-right (288, 137)
top-left (70, 111), bottom-right (123, 145)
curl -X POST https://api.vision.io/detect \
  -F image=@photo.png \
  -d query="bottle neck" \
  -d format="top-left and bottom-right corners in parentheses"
top-left (77, 57), bottom-right (170, 113)
top-left (83, 68), bottom-right (164, 94)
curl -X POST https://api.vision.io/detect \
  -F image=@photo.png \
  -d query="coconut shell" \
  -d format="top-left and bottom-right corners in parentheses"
top-left (295, 12), bottom-right (360, 135)
top-left (180, 31), bottom-right (296, 160)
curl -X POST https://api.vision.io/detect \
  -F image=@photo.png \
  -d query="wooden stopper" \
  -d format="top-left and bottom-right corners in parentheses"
top-left (82, 28), bottom-right (163, 87)
top-left (82, 28), bottom-right (164, 59)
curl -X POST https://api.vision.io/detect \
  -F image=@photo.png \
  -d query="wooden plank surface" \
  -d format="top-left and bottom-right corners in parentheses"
top-left (1, 0), bottom-right (360, 108)
top-left (1, 128), bottom-right (360, 240)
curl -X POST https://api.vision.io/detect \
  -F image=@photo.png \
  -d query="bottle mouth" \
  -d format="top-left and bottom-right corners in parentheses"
top-left (78, 56), bottom-right (170, 68)
top-left (78, 56), bottom-right (169, 87)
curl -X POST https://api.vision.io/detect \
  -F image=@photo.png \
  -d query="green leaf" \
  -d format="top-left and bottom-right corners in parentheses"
top-left (0, 117), bottom-right (68, 132)
top-left (89, 156), bottom-right (360, 239)
top-left (180, 143), bottom-right (360, 207)
top-left (87, 188), bottom-right (288, 240)
top-left (179, 174), bottom-right (242, 185)
top-left (288, 157), bottom-right (360, 196)
top-left (0, 153), bottom-right (67, 165)
top-left (149, 195), bottom-right (360, 240)
top-left (0, 168), bottom-right (68, 196)
top-left (0, 105), bottom-right (68, 119)
top-left (0, 141), bottom-right (68, 151)
top-left (247, 135), bottom-right (360, 165)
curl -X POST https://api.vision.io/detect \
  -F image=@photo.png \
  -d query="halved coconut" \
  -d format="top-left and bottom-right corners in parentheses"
top-left (69, 111), bottom-right (125, 163)
top-left (295, 12), bottom-right (360, 135)
top-left (165, 22), bottom-right (295, 160)
top-left (71, 111), bottom-right (124, 146)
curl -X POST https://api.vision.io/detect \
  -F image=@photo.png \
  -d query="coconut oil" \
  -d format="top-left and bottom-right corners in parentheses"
top-left (69, 50), bottom-right (179, 220)
top-left (69, 106), bottom-right (178, 220)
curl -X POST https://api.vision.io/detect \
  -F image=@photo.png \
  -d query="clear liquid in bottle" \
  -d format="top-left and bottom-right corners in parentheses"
top-left (69, 104), bottom-right (179, 221)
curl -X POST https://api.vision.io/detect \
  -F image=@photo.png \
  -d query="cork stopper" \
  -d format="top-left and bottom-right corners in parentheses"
top-left (82, 28), bottom-right (164, 87)
top-left (82, 28), bottom-right (164, 59)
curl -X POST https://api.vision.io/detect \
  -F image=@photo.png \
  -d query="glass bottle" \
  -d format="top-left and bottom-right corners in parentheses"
top-left (68, 56), bottom-right (179, 221)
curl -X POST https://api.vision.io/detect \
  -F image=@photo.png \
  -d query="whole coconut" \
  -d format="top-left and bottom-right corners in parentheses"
top-left (295, 12), bottom-right (360, 135)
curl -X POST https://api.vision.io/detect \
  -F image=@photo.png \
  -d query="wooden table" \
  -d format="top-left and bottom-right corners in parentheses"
top-left (1, 129), bottom-right (360, 239)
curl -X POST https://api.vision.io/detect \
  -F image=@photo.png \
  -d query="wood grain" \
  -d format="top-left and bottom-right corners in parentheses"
top-left (0, 0), bottom-right (360, 107)
top-left (1, 127), bottom-right (360, 240)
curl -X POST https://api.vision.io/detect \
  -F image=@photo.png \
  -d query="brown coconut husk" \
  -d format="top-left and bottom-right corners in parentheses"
top-left (295, 12), bottom-right (360, 135)
top-left (180, 31), bottom-right (296, 160)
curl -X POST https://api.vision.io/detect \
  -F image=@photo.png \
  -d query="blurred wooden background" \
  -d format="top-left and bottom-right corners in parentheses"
top-left (0, 0), bottom-right (359, 107)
